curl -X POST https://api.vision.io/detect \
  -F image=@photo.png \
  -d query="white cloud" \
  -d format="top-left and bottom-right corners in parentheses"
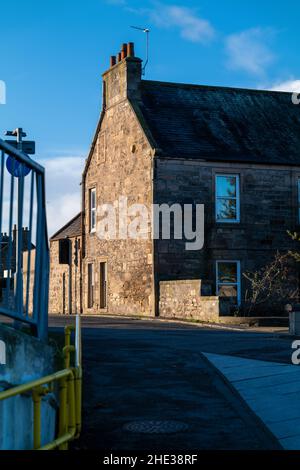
top-left (128, 4), bottom-right (215, 44)
top-left (225, 28), bottom-right (275, 76)
top-left (40, 155), bottom-right (85, 237)
top-left (150, 4), bottom-right (215, 43)
top-left (268, 79), bottom-right (300, 93)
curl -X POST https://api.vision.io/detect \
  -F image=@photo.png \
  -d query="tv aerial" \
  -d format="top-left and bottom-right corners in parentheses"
top-left (130, 26), bottom-right (150, 76)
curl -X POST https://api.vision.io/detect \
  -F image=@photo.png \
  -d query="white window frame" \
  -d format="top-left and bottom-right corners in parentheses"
top-left (89, 188), bottom-right (96, 233)
top-left (215, 174), bottom-right (240, 223)
top-left (216, 260), bottom-right (241, 305)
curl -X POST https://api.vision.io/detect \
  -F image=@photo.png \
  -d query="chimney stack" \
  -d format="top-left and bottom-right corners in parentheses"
top-left (103, 41), bottom-right (141, 108)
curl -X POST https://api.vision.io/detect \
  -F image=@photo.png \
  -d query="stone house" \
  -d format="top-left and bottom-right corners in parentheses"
top-left (49, 213), bottom-right (82, 314)
top-left (49, 42), bottom-right (300, 320)
top-left (0, 226), bottom-right (34, 310)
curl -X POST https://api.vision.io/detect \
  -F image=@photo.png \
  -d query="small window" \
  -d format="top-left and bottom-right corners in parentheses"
top-left (99, 262), bottom-right (107, 309)
top-left (87, 263), bottom-right (94, 308)
top-left (89, 188), bottom-right (96, 233)
top-left (58, 238), bottom-right (71, 265)
top-left (216, 261), bottom-right (241, 305)
top-left (215, 174), bottom-right (240, 223)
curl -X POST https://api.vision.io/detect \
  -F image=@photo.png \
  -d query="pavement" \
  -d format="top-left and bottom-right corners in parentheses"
top-left (48, 315), bottom-right (299, 450)
top-left (204, 353), bottom-right (300, 450)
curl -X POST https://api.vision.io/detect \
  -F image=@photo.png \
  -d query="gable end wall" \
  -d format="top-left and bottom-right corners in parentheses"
top-left (83, 99), bottom-right (155, 316)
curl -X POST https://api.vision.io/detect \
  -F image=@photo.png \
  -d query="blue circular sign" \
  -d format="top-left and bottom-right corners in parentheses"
top-left (6, 156), bottom-right (31, 177)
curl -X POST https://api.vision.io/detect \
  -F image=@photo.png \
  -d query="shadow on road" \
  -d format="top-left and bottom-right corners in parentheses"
top-left (49, 316), bottom-right (292, 450)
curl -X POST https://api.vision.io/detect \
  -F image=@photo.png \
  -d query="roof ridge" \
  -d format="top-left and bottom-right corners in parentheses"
top-left (142, 79), bottom-right (295, 96)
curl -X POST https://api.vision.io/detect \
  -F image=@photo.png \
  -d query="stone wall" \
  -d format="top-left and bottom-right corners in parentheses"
top-left (159, 280), bottom-right (219, 322)
top-left (155, 158), bottom-right (300, 313)
top-left (83, 58), bottom-right (154, 316)
top-left (0, 324), bottom-right (56, 449)
top-left (49, 237), bottom-right (82, 314)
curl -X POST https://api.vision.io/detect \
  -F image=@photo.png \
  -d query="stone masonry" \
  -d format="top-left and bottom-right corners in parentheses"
top-left (159, 280), bottom-right (219, 322)
top-left (154, 158), bottom-right (300, 314)
top-left (49, 238), bottom-right (82, 314)
top-left (49, 214), bottom-right (82, 315)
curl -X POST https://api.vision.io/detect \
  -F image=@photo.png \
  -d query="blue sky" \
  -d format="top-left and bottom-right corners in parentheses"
top-left (0, 0), bottom-right (299, 233)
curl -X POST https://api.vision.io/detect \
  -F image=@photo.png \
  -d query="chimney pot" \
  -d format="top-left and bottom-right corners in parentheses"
top-left (127, 42), bottom-right (135, 57)
top-left (121, 43), bottom-right (128, 59)
top-left (117, 52), bottom-right (122, 62)
top-left (110, 55), bottom-right (116, 67)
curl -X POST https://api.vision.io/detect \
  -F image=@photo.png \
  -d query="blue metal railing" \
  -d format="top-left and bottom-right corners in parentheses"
top-left (0, 139), bottom-right (49, 341)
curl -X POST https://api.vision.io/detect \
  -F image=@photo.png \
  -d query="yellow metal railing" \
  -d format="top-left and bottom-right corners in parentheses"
top-left (0, 323), bottom-right (82, 450)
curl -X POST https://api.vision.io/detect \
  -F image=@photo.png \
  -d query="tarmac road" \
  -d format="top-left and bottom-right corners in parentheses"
top-left (49, 316), bottom-right (293, 451)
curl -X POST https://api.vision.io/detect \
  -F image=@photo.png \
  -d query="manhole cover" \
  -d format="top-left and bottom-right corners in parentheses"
top-left (123, 420), bottom-right (189, 434)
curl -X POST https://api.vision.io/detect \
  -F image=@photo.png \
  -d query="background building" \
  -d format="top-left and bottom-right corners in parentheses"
top-left (49, 213), bottom-right (82, 314)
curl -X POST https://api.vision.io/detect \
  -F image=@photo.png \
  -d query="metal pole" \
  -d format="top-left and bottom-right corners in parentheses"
top-left (75, 244), bottom-right (77, 317)
top-left (14, 129), bottom-right (24, 326)
top-left (32, 387), bottom-right (42, 450)
top-left (68, 239), bottom-right (72, 315)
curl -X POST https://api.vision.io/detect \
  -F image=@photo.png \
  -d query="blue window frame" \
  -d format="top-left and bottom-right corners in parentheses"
top-left (215, 174), bottom-right (240, 223)
top-left (216, 260), bottom-right (241, 306)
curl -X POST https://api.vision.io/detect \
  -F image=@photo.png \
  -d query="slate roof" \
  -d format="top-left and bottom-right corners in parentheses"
top-left (140, 80), bottom-right (300, 165)
top-left (50, 213), bottom-right (82, 241)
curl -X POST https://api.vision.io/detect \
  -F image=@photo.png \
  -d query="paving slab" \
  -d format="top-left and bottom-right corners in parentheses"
top-left (204, 353), bottom-right (300, 449)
